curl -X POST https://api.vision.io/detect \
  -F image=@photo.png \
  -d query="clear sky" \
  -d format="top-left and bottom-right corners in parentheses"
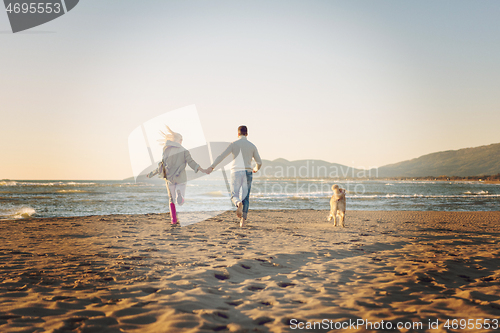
top-left (1, 0), bottom-right (499, 180)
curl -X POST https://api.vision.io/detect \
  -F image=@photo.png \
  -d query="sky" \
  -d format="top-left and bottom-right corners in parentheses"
top-left (1, 0), bottom-right (499, 180)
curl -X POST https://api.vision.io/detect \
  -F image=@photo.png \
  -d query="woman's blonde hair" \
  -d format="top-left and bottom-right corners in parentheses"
top-left (159, 125), bottom-right (182, 144)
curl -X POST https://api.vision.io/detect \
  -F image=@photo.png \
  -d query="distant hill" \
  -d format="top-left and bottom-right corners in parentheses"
top-left (124, 143), bottom-right (500, 181)
top-left (375, 143), bottom-right (500, 177)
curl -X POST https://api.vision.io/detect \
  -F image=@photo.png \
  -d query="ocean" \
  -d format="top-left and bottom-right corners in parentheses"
top-left (1, 175), bottom-right (499, 220)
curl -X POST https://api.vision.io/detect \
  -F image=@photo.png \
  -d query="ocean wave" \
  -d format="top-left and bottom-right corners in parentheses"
top-left (0, 206), bottom-right (36, 220)
top-left (122, 183), bottom-right (158, 187)
top-left (290, 196), bottom-right (312, 200)
top-left (204, 191), bottom-right (228, 197)
top-left (253, 193), bottom-right (331, 200)
top-left (12, 181), bottom-right (98, 187)
top-left (2, 181), bottom-right (158, 188)
top-left (253, 191), bottom-right (331, 198)
top-left (253, 191), bottom-right (500, 200)
top-left (0, 180), bottom-right (17, 186)
top-left (56, 190), bottom-right (88, 193)
top-left (476, 190), bottom-right (490, 195)
top-left (463, 190), bottom-right (489, 195)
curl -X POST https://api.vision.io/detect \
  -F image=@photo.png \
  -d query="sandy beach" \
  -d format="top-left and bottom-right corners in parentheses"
top-left (1, 210), bottom-right (500, 333)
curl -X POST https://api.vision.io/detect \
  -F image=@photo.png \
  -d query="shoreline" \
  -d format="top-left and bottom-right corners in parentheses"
top-left (1, 210), bottom-right (500, 332)
top-left (3, 206), bottom-right (500, 222)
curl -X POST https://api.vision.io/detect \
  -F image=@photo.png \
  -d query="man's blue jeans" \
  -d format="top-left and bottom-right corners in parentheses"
top-left (230, 170), bottom-right (253, 219)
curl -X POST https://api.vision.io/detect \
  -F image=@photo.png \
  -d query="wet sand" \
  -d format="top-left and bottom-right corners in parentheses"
top-left (1, 210), bottom-right (500, 332)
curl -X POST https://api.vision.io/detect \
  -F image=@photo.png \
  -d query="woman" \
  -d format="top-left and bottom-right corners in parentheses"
top-left (149, 126), bottom-right (207, 205)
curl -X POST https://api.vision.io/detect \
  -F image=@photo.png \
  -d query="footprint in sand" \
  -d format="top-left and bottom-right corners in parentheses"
top-left (416, 275), bottom-right (437, 284)
top-left (81, 316), bottom-right (119, 327)
top-left (200, 323), bottom-right (227, 331)
top-left (72, 310), bottom-right (105, 318)
top-left (203, 311), bottom-right (229, 320)
top-left (214, 272), bottom-right (230, 280)
top-left (140, 287), bottom-right (159, 294)
top-left (225, 300), bottom-right (243, 306)
top-left (282, 317), bottom-right (307, 326)
top-left (133, 301), bottom-right (157, 307)
top-left (247, 285), bottom-right (265, 291)
top-left (291, 299), bottom-right (305, 304)
top-left (121, 315), bottom-right (157, 325)
top-left (254, 317), bottom-right (274, 325)
top-left (59, 317), bottom-right (89, 331)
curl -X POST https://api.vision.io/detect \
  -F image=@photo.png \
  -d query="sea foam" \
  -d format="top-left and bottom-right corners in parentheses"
top-left (0, 180), bottom-right (17, 186)
top-left (0, 206), bottom-right (37, 220)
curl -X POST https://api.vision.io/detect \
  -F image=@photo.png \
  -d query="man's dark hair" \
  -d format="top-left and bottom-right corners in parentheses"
top-left (238, 125), bottom-right (248, 136)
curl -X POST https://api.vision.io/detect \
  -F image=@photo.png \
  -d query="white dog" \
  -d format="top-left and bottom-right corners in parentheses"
top-left (327, 185), bottom-right (346, 227)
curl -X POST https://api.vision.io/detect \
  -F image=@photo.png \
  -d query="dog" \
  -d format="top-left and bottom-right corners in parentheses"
top-left (327, 184), bottom-right (346, 227)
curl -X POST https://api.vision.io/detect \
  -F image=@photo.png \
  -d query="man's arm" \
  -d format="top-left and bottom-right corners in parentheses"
top-left (209, 143), bottom-right (233, 171)
top-left (253, 147), bottom-right (262, 173)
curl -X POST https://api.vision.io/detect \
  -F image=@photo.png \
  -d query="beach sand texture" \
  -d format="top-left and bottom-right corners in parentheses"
top-left (1, 210), bottom-right (500, 332)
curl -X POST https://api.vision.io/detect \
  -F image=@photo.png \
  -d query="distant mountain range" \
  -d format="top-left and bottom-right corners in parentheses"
top-left (374, 143), bottom-right (500, 177)
top-left (125, 142), bottom-right (500, 181)
top-left (258, 143), bottom-right (500, 178)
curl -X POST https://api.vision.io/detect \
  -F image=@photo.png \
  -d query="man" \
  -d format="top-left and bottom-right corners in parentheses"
top-left (208, 125), bottom-right (262, 227)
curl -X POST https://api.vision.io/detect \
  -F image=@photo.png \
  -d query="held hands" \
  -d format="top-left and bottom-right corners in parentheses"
top-left (199, 167), bottom-right (213, 175)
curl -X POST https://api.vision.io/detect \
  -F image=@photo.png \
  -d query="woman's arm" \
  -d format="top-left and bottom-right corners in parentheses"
top-left (184, 149), bottom-right (201, 173)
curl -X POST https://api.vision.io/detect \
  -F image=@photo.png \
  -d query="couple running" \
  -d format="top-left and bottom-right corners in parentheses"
top-left (152, 125), bottom-right (262, 227)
